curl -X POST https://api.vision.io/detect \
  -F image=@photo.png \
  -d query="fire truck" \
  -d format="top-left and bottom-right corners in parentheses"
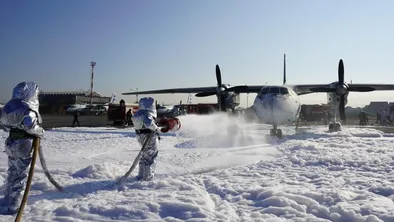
top-left (300, 104), bottom-right (332, 122)
top-left (184, 103), bottom-right (218, 114)
top-left (108, 101), bottom-right (219, 126)
top-left (156, 103), bottom-right (218, 119)
top-left (107, 99), bottom-right (138, 125)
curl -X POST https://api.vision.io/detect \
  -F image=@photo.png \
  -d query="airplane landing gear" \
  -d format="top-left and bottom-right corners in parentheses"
top-left (328, 122), bottom-right (342, 132)
top-left (270, 125), bottom-right (283, 138)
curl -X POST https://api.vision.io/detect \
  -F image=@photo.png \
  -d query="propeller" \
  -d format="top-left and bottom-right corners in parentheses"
top-left (309, 59), bottom-right (376, 123)
top-left (195, 65), bottom-right (248, 112)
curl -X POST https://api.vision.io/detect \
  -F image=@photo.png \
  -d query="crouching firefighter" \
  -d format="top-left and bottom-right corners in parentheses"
top-left (132, 97), bottom-right (181, 181)
top-left (0, 82), bottom-right (44, 215)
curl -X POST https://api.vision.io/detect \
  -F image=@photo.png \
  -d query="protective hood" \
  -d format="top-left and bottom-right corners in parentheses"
top-left (138, 97), bottom-right (157, 118)
top-left (12, 81), bottom-right (41, 113)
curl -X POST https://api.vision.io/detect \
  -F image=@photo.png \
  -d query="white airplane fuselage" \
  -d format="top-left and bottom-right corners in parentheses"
top-left (251, 83), bottom-right (350, 126)
top-left (66, 104), bottom-right (87, 113)
top-left (252, 86), bottom-right (300, 126)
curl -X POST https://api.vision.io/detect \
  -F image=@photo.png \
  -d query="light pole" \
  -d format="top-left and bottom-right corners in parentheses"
top-left (89, 61), bottom-right (96, 105)
top-left (136, 88), bottom-right (138, 103)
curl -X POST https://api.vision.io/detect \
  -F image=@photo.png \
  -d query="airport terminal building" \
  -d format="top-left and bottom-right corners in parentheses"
top-left (39, 90), bottom-right (111, 114)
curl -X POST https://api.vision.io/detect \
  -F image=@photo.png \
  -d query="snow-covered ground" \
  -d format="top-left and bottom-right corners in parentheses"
top-left (0, 113), bottom-right (394, 222)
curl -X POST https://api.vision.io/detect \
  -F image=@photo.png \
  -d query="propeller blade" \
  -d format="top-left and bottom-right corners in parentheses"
top-left (216, 65), bottom-right (222, 87)
top-left (226, 85), bottom-right (248, 92)
top-left (338, 59), bottom-right (344, 84)
top-left (348, 86), bottom-right (375, 92)
top-left (339, 95), bottom-right (346, 122)
top-left (309, 87), bottom-right (336, 93)
top-left (195, 91), bottom-right (216, 97)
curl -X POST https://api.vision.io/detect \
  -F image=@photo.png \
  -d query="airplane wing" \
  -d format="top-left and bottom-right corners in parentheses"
top-left (122, 86), bottom-right (218, 95)
top-left (122, 85), bottom-right (265, 95)
top-left (348, 84), bottom-right (394, 91)
top-left (291, 84), bottom-right (331, 96)
top-left (227, 85), bottom-right (263, 93)
top-left (292, 84), bottom-right (394, 96)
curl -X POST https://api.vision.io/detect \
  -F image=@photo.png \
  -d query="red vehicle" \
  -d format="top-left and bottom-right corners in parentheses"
top-left (300, 104), bottom-right (331, 122)
top-left (184, 103), bottom-right (218, 114)
top-left (107, 100), bottom-right (138, 125)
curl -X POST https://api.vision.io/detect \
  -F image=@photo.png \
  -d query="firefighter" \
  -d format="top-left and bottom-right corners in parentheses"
top-left (132, 97), bottom-right (180, 181)
top-left (126, 109), bottom-right (133, 126)
top-left (358, 111), bottom-right (368, 125)
top-left (0, 82), bottom-right (44, 215)
top-left (376, 112), bottom-right (381, 124)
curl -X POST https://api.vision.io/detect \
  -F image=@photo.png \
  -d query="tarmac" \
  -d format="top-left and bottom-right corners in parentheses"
top-left (40, 114), bottom-right (113, 129)
top-left (4, 114), bottom-right (392, 134)
top-left (355, 125), bottom-right (394, 133)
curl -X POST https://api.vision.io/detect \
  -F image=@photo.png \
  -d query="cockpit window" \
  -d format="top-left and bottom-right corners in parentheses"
top-left (260, 86), bottom-right (290, 95)
top-left (270, 87), bottom-right (280, 94)
top-left (281, 87), bottom-right (289, 94)
top-left (260, 87), bottom-right (270, 94)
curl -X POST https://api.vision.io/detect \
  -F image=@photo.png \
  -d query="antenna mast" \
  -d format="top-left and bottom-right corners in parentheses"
top-left (283, 54), bottom-right (287, 85)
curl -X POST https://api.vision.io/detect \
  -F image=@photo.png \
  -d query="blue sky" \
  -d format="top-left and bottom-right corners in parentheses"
top-left (1, 0), bottom-right (393, 107)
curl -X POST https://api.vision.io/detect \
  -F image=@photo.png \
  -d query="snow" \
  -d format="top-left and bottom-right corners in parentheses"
top-left (0, 113), bottom-right (394, 221)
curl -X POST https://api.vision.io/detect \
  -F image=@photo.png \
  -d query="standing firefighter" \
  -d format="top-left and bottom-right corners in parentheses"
top-left (126, 109), bottom-right (133, 126)
top-left (133, 97), bottom-right (160, 181)
top-left (132, 97), bottom-right (180, 181)
top-left (0, 82), bottom-right (44, 215)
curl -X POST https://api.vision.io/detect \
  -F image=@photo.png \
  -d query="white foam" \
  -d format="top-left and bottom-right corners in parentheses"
top-left (0, 116), bottom-right (393, 221)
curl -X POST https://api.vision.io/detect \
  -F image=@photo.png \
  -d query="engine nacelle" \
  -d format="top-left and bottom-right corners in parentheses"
top-left (222, 92), bottom-right (240, 108)
top-left (157, 117), bottom-right (181, 133)
top-left (326, 92), bottom-right (348, 107)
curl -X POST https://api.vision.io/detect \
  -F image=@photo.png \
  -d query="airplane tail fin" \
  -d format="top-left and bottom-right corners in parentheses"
top-left (110, 93), bottom-right (116, 103)
top-left (283, 54), bottom-right (287, 85)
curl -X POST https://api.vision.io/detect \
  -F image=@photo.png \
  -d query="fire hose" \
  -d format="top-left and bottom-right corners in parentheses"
top-left (15, 137), bottom-right (63, 222)
top-left (38, 147), bottom-right (64, 192)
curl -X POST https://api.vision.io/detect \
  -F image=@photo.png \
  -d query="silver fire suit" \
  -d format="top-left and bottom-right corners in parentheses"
top-left (0, 82), bottom-right (44, 214)
top-left (132, 97), bottom-right (159, 181)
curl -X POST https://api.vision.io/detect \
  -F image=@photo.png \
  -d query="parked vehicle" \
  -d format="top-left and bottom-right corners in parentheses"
top-left (78, 105), bottom-right (107, 115)
top-left (107, 100), bottom-right (138, 125)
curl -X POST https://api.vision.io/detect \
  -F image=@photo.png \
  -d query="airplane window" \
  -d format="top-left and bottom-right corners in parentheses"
top-left (260, 86), bottom-right (290, 95)
top-left (260, 87), bottom-right (270, 94)
top-left (270, 87), bottom-right (280, 94)
top-left (280, 87), bottom-right (289, 94)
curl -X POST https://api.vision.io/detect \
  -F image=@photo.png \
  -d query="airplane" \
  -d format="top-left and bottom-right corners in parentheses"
top-left (65, 93), bottom-right (116, 113)
top-left (102, 93), bottom-right (116, 110)
top-left (122, 55), bottom-right (394, 137)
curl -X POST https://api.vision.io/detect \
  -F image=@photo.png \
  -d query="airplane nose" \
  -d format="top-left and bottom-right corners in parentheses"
top-left (255, 94), bottom-right (294, 125)
top-left (269, 96), bottom-right (286, 115)
top-left (268, 97), bottom-right (276, 114)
